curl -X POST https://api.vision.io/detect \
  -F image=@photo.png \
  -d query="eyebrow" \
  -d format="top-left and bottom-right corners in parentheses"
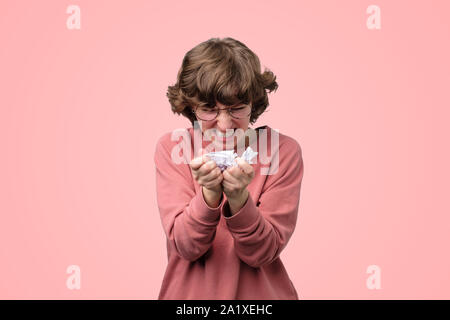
top-left (210, 104), bottom-right (246, 108)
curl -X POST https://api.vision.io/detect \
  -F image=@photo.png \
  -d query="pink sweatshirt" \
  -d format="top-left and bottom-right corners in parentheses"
top-left (154, 125), bottom-right (304, 299)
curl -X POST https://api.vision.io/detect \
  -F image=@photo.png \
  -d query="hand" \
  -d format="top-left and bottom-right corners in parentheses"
top-left (189, 154), bottom-right (223, 194)
top-left (222, 157), bottom-right (255, 201)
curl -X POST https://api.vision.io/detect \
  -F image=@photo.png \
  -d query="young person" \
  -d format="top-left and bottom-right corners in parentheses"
top-left (154, 37), bottom-right (304, 299)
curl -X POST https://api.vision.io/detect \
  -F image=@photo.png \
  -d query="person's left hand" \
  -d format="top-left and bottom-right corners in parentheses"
top-left (222, 157), bottom-right (255, 201)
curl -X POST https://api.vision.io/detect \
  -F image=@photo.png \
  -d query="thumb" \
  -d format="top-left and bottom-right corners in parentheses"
top-left (190, 148), bottom-right (207, 170)
top-left (190, 157), bottom-right (203, 170)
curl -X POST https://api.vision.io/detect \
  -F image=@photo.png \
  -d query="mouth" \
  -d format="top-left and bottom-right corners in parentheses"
top-left (215, 129), bottom-right (235, 138)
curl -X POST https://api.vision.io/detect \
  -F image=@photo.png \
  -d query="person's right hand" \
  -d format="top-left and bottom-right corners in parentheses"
top-left (189, 154), bottom-right (223, 193)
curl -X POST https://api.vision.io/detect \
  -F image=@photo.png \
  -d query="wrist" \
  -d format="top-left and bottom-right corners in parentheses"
top-left (227, 189), bottom-right (249, 214)
top-left (202, 186), bottom-right (223, 208)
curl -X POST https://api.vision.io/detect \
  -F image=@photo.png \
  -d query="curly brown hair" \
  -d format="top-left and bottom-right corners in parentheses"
top-left (166, 37), bottom-right (278, 126)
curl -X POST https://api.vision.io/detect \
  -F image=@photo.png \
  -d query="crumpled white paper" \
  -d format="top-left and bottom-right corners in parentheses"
top-left (205, 146), bottom-right (258, 171)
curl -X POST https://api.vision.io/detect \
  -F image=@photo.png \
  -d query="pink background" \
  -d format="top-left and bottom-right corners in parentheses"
top-left (1, 0), bottom-right (449, 299)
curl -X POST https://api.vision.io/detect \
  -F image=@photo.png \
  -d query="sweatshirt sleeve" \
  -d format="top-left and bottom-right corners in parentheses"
top-left (221, 138), bottom-right (304, 268)
top-left (154, 134), bottom-right (224, 262)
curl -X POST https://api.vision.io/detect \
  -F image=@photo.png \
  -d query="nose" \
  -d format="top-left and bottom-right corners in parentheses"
top-left (215, 108), bottom-right (234, 131)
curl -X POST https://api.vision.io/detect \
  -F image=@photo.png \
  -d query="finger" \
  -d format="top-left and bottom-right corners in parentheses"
top-left (235, 157), bottom-right (254, 176)
top-left (189, 156), bottom-right (205, 170)
top-left (199, 160), bottom-right (217, 177)
top-left (198, 165), bottom-right (221, 184)
top-left (204, 174), bottom-right (223, 189)
top-left (222, 181), bottom-right (238, 194)
top-left (221, 179), bottom-right (235, 189)
top-left (204, 166), bottom-right (222, 183)
top-left (190, 148), bottom-right (211, 170)
top-left (191, 168), bottom-right (199, 180)
top-left (223, 168), bottom-right (240, 183)
top-left (202, 154), bottom-right (211, 164)
top-left (226, 165), bottom-right (245, 180)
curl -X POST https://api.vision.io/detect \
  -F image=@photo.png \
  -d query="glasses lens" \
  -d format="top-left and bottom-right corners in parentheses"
top-left (195, 104), bottom-right (251, 120)
top-left (229, 105), bottom-right (251, 119)
top-left (196, 106), bottom-right (218, 121)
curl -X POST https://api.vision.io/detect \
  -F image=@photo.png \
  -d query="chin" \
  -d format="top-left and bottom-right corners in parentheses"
top-left (210, 140), bottom-right (236, 151)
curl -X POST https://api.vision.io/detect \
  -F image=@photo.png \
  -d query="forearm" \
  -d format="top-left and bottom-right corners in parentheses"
top-left (169, 191), bottom-right (222, 261)
top-left (224, 193), bottom-right (298, 268)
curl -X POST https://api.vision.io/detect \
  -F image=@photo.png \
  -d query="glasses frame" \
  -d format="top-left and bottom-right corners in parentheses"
top-left (192, 104), bottom-right (252, 121)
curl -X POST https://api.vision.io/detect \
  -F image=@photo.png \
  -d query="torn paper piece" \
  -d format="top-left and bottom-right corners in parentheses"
top-left (206, 146), bottom-right (258, 171)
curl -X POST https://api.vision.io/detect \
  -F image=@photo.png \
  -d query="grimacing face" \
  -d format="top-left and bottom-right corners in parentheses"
top-left (195, 101), bottom-right (251, 151)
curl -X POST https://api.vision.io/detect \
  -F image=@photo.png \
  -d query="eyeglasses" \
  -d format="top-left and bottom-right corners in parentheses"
top-left (192, 104), bottom-right (252, 121)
